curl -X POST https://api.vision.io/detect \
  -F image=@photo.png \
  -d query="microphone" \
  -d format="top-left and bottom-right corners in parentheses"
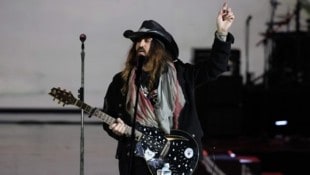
top-left (80, 33), bottom-right (87, 43)
top-left (79, 33), bottom-right (86, 50)
top-left (246, 15), bottom-right (252, 25)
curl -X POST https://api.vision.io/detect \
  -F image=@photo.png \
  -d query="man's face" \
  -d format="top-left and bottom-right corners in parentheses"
top-left (135, 37), bottom-right (153, 57)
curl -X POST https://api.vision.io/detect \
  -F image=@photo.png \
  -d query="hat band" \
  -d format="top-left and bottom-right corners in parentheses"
top-left (136, 28), bottom-right (171, 43)
top-left (138, 27), bottom-right (152, 32)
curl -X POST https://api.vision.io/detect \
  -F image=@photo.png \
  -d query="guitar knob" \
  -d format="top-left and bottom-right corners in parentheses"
top-left (184, 148), bottom-right (194, 159)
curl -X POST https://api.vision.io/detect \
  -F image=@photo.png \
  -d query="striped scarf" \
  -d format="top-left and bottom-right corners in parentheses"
top-left (126, 62), bottom-right (185, 134)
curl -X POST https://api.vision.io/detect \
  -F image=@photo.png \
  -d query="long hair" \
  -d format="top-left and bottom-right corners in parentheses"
top-left (121, 39), bottom-right (173, 94)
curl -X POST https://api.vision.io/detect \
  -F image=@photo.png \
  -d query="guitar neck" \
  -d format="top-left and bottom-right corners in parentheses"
top-left (74, 99), bottom-right (143, 141)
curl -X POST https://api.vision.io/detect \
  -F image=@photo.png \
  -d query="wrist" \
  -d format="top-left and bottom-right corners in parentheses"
top-left (215, 31), bottom-right (228, 42)
top-left (216, 30), bottom-right (228, 36)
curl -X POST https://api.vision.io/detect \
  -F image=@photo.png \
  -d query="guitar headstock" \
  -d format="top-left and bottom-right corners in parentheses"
top-left (49, 87), bottom-right (76, 106)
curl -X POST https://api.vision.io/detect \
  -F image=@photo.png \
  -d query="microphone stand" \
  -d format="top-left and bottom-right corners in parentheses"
top-left (295, 0), bottom-right (301, 32)
top-left (128, 56), bottom-right (145, 175)
top-left (78, 33), bottom-right (86, 175)
top-left (263, 0), bottom-right (279, 89)
top-left (245, 15), bottom-right (252, 86)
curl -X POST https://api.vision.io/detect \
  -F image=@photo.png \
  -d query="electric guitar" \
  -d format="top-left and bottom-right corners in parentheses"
top-left (48, 87), bottom-right (199, 175)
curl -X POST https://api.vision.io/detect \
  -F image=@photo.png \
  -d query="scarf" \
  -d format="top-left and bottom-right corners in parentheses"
top-left (126, 62), bottom-right (185, 134)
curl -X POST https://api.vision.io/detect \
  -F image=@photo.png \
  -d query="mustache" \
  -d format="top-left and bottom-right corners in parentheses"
top-left (137, 47), bottom-right (146, 53)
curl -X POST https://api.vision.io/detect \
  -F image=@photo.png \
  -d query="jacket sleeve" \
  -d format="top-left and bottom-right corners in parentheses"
top-left (193, 32), bottom-right (234, 87)
top-left (102, 73), bottom-right (126, 141)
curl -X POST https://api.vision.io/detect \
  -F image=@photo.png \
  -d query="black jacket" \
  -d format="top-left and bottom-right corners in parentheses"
top-left (102, 33), bottom-right (234, 160)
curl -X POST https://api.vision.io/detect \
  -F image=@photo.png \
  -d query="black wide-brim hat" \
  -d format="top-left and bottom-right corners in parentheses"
top-left (123, 20), bottom-right (179, 59)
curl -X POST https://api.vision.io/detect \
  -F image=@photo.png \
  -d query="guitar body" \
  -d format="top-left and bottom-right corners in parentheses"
top-left (135, 124), bottom-right (199, 175)
top-left (49, 87), bottom-right (199, 175)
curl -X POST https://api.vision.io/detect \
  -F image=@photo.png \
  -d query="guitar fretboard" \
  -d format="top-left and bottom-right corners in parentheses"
top-left (74, 99), bottom-right (143, 140)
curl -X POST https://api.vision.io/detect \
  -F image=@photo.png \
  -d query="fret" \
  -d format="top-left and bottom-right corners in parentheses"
top-left (107, 115), bottom-right (115, 125)
top-left (99, 112), bottom-right (109, 123)
top-left (94, 110), bottom-right (101, 120)
top-left (76, 100), bottom-right (82, 108)
top-left (81, 103), bottom-right (89, 112)
top-left (106, 114), bottom-right (115, 125)
top-left (84, 105), bottom-right (92, 113)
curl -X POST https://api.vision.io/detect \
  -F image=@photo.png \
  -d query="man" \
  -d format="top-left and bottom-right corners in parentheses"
top-left (102, 2), bottom-right (235, 175)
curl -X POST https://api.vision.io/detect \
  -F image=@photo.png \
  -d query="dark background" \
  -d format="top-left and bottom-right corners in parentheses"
top-left (194, 32), bottom-right (310, 175)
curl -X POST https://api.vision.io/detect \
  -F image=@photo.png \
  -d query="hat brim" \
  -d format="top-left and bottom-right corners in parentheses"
top-left (124, 30), bottom-right (167, 42)
top-left (123, 30), bottom-right (179, 58)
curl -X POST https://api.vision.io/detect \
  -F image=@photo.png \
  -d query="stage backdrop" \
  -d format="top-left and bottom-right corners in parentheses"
top-left (0, 0), bottom-right (307, 108)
